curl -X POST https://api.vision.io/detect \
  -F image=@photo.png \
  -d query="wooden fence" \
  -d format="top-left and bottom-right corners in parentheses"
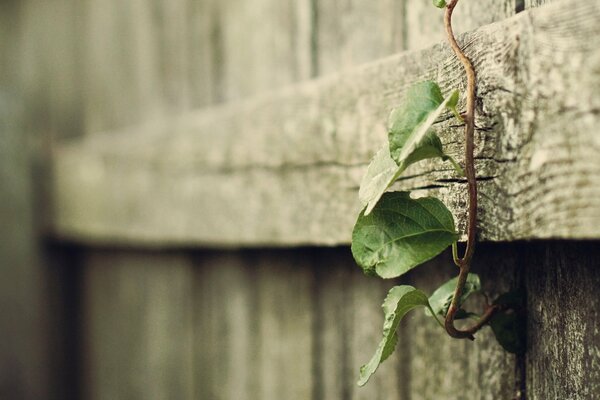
top-left (1, 0), bottom-right (600, 399)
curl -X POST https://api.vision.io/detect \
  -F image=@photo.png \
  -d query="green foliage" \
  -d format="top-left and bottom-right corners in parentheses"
top-left (358, 143), bottom-right (404, 215)
top-left (352, 78), bottom-right (525, 387)
top-left (387, 81), bottom-right (457, 168)
top-left (427, 273), bottom-right (481, 318)
top-left (351, 192), bottom-right (458, 279)
top-left (357, 285), bottom-right (439, 386)
top-left (489, 290), bottom-right (527, 354)
top-left (433, 0), bottom-right (447, 8)
top-left (359, 81), bottom-right (460, 215)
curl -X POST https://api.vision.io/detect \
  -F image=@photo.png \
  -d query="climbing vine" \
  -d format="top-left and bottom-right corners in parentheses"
top-left (351, 0), bottom-right (525, 386)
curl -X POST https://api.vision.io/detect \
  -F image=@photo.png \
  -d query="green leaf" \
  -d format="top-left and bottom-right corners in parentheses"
top-left (388, 81), bottom-right (458, 170)
top-left (427, 273), bottom-right (481, 318)
top-left (433, 0), bottom-right (447, 8)
top-left (357, 82), bottom-right (461, 215)
top-left (446, 90), bottom-right (463, 121)
top-left (489, 289), bottom-right (527, 354)
top-left (357, 285), bottom-right (437, 386)
top-left (489, 312), bottom-right (526, 354)
top-left (351, 192), bottom-right (458, 279)
top-left (358, 143), bottom-right (404, 215)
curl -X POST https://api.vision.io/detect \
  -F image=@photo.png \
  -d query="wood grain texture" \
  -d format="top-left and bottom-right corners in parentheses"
top-left (525, 242), bottom-right (600, 400)
top-left (52, 0), bottom-right (600, 247)
top-left (525, 0), bottom-right (554, 7)
top-left (215, 0), bottom-right (313, 101)
top-left (191, 246), bottom-right (529, 399)
top-left (195, 250), bottom-right (315, 400)
top-left (404, 245), bottom-right (521, 400)
top-left (315, 0), bottom-right (404, 75)
top-left (0, 93), bottom-right (48, 400)
top-left (82, 251), bottom-right (194, 400)
top-left (405, 0), bottom-right (516, 51)
top-left (313, 249), bottom-right (406, 400)
top-left (194, 252), bottom-right (260, 400)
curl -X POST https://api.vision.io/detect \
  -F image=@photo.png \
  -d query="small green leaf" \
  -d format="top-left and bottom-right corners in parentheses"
top-left (433, 0), bottom-right (447, 8)
top-left (388, 81), bottom-right (458, 170)
top-left (357, 82), bottom-right (461, 215)
top-left (489, 312), bottom-right (526, 354)
top-left (357, 285), bottom-right (437, 386)
top-left (358, 143), bottom-right (404, 215)
top-left (427, 273), bottom-right (481, 318)
top-left (489, 289), bottom-right (527, 354)
top-left (446, 90), bottom-right (463, 121)
top-left (493, 288), bottom-right (525, 309)
top-left (351, 192), bottom-right (458, 279)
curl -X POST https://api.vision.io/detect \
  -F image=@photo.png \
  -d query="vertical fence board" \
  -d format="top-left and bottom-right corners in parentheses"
top-left (83, 252), bottom-right (194, 400)
top-left (405, 245), bottom-right (519, 399)
top-left (526, 243), bottom-right (600, 400)
top-left (194, 251), bottom-right (315, 400)
top-left (0, 90), bottom-right (48, 400)
top-left (213, 0), bottom-right (312, 101)
top-left (315, 0), bottom-right (405, 75)
top-left (254, 252), bottom-right (315, 399)
top-left (194, 252), bottom-right (259, 400)
top-left (313, 249), bottom-right (406, 400)
top-left (405, 0), bottom-right (516, 51)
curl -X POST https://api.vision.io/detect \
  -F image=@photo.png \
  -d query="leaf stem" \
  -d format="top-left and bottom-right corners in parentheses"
top-left (443, 0), bottom-right (485, 339)
top-left (446, 155), bottom-right (465, 177)
top-left (451, 242), bottom-right (460, 267)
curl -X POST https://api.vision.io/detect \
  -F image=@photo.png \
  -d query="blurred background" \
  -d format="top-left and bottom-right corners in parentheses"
top-left (2, 1), bottom-right (584, 400)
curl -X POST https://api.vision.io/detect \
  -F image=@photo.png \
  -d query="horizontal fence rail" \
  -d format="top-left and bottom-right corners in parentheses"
top-left (52, 0), bottom-right (600, 247)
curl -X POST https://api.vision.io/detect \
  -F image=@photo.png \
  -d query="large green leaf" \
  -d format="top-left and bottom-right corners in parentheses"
top-left (357, 285), bottom-right (438, 386)
top-left (351, 192), bottom-right (458, 279)
top-left (388, 81), bottom-right (458, 170)
top-left (427, 273), bottom-right (481, 318)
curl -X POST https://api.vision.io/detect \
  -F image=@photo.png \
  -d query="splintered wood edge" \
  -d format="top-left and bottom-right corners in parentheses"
top-left (51, 0), bottom-right (600, 247)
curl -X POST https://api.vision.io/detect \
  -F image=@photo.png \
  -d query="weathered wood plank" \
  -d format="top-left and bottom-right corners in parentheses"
top-left (214, 0), bottom-right (313, 101)
top-left (82, 251), bottom-right (194, 400)
top-left (194, 252), bottom-right (259, 400)
top-left (315, 0), bottom-right (404, 75)
top-left (52, 0), bottom-right (600, 247)
top-left (313, 249), bottom-right (406, 400)
top-left (405, 245), bottom-right (520, 399)
top-left (405, 0), bottom-right (516, 51)
top-left (525, 0), bottom-right (553, 7)
top-left (0, 93), bottom-right (49, 400)
top-left (525, 242), bottom-right (600, 400)
top-left (194, 250), bottom-right (315, 400)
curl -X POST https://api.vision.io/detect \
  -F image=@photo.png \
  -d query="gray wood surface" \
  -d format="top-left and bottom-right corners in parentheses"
top-left (525, 243), bottom-right (600, 400)
top-left (405, 0), bottom-right (516, 50)
top-left (82, 251), bottom-right (194, 400)
top-left (0, 93), bottom-right (48, 400)
top-left (52, 0), bottom-right (600, 247)
top-left (406, 245), bottom-right (522, 400)
top-left (0, 3), bottom-right (51, 398)
top-left (525, 0), bottom-right (554, 7)
top-left (315, 0), bottom-right (405, 75)
top-left (6, 0), bottom-right (600, 399)
top-left (192, 247), bottom-right (525, 400)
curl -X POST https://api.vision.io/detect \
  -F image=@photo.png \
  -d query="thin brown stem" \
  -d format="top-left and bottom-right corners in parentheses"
top-left (445, 0), bottom-right (477, 266)
top-left (444, 0), bottom-right (484, 339)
